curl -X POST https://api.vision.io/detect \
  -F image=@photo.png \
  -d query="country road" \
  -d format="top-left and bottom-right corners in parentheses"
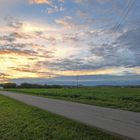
top-left (0, 91), bottom-right (140, 140)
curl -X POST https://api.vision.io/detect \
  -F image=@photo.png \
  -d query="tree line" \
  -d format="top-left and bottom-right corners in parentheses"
top-left (1, 83), bottom-right (63, 88)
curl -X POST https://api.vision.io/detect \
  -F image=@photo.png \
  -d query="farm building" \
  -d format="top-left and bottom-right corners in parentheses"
top-left (0, 86), bottom-right (4, 89)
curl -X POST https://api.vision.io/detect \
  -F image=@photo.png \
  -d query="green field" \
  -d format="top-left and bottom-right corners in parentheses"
top-left (6, 87), bottom-right (140, 112)
top-left (0, 95), bottom-right (125, 140)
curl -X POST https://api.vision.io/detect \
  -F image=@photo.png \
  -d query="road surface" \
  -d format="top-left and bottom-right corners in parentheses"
top-left (0, 91), bottom-right (140, 140)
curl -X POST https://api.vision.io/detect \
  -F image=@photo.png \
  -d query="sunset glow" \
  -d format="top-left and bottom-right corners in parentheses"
top-left (0, 0), bottom-right (140, 85)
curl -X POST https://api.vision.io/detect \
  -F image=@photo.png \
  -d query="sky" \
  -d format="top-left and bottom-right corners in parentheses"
top-left (0, 0), bottom-right (140, 85)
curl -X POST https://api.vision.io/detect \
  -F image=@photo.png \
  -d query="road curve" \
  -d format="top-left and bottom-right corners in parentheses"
top-left (0, 91), bottom-right (140, 140)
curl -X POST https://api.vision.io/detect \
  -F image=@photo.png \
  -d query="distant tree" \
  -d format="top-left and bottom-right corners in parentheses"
top-left (19, 83), bottom-right (34, 88)
top-left (19, 83), bottom-right (44, 88)
top-left (18, 83), bottom-right (63, 88)
top-left (3, 83), bottom-right (17, 88)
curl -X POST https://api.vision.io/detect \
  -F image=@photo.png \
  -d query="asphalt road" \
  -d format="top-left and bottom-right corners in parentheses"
top-left (0, 91), bottom-right (140, 140)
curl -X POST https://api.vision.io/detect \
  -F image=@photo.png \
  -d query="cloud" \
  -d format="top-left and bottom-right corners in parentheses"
top-left (11, 67), bottom-right (57, 78)
top-left (0, 0), bottom-right (139, 85)
top-left (75, 0), bottom-right (111, 4)
top-left (30, 0), bottom-right (52, 5)
top-left (0, 2), bottom-right (139, 83)
top-left (43, 58), bottom-right (83, 70)
top-left (30, 0), bottom-right (65, 14)
top-left (117, 25), bottom-right (140, 51)
top-left (89, 43), bottom-right (136, 68)
top-left (55, 16), bottom-right (75, 29)
top-left (88, 25), bottom-right (140, 69)
top-left (1, 16), bottom-right (139, 74)
top-left (5, 17), bottom-right (23, 29)
top-left (0, 48), bottom-right (36, 57)
top-left (59, 0), bottom-right (64, 3)
top-left (0, 72), bottom-right (10, 77)
top-left (30, 0), bottom-right (65, 5)
top-left (0, 35), bottom-right (16, 42)
top-left (0, 42), bottom-right (53, 59)
top-left (47, 5), bottom-right (65, 14)
top-left (0, 32), bottom-right (31, 43)
top-left (116, 25), bottom-right (140, 66)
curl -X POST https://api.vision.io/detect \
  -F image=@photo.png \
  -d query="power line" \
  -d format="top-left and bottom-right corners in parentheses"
top-left (112, 0), bottom-right (135, 37)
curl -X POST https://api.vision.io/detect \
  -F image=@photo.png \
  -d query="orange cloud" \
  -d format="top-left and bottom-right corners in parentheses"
top-left (30, 0), bottom-right (52, 5)
top-left (0, 50), bottom-right (31, 56)
top-left (0, 78), bottom-right (9, 83)
top-left (54, 67), bottom-right (140, 76)
top-left (55, 16), bottom-right (74, 29)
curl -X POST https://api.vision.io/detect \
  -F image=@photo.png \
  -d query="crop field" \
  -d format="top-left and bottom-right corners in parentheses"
top-left (6, 87), bottom-right (140, 112)
top-left (0, 94), bottom-right (125, 140)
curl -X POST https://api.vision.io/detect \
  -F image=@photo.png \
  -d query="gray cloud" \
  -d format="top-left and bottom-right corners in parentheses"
top-left (0, 32), bottom-right (31, 43)
top-left (0, 35), bottom-right (16, 42)
top-left (5, 16), bottom-right (23, 29)
top-left (0, 43), bottom-right (53, 58)
top-left (89, 24), bottom-right (140, 68)
top-left (45, 58), bottom-right (84, 70)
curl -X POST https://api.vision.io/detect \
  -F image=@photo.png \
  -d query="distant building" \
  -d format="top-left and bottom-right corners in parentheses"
top-left (0, 86), bottom-right (3, 89)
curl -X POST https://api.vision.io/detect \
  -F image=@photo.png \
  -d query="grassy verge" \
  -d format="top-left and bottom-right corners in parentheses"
top-left (0, 94), bottom-right (125, 140)
top-left (6, 87), bottom-right (140, 112)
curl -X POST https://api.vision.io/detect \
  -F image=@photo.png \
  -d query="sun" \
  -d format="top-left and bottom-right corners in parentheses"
top-left (22, 23), bottom-right (43, 32)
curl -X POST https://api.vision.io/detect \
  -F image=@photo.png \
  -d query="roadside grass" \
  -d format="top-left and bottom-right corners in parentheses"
top-left (0, 95), bottom-right (125, 140)
top-left (6, 87), bottom-right (140, 112)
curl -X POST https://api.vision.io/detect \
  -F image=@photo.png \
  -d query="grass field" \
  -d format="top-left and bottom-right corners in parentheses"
top-left (6, 87), bottom-right (140, 112)
top-left (0, 94), bottom-right (125, 140)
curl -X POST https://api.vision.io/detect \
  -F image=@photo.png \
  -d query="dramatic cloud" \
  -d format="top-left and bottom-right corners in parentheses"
top-left (0, 0), bottom-right (139, 84)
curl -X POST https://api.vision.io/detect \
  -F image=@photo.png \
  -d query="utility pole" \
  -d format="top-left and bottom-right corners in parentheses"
top-left (76, 72), bottom-right (79, 88)
top-left (76, 61), bottom-right (79, 88)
